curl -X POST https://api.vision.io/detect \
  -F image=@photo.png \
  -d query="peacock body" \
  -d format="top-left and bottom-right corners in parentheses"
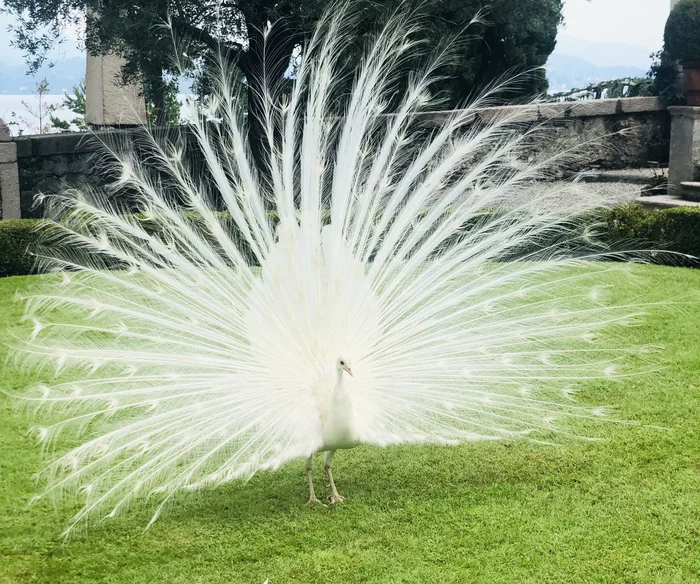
top-left (13, 5), bottom-right (651, 533)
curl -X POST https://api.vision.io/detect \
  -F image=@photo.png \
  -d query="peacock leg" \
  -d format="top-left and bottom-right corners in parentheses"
top-left (324, 450), bottom-right (345, 503)
top-left (305, 455), bottom-right (326, 506)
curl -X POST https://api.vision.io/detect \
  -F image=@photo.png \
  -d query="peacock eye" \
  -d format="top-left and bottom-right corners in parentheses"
top-left (340, 360), bottom-right (345, 365)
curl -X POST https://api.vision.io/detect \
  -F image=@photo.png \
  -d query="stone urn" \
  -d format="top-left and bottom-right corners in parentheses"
top-left (682, 61), bottom-right (700, 106)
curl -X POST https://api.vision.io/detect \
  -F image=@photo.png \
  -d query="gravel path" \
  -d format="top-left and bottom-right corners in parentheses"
top-left (505, 168), bottom-right (658, 210)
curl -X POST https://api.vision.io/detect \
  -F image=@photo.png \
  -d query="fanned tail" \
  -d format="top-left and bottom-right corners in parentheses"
top-left (9, 3), bottom-right (659, 534)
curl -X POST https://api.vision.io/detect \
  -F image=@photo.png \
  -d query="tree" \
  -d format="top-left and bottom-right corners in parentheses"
top-left (144, 76), bottom-right (183, 126)
top-left (17, 78), bottom-right (61, 134)
top-left (51, 79), bottom-right (87, 131)
top-left (649, 50), bottom-right (684, 104)
top-left (3, 0), bottom-right (563, 159)
top-left (168, 0), bottom-right (563, 112)
top-left (3, 0), bottom-right (188, 126)
top-left (409, 0), bottom-right (563, 103)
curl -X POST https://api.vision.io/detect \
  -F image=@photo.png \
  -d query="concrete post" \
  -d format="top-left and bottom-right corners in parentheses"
top-left (668, 106), bottom-right (700, 193)
top-left (85, 53), bottom-right (146, 127)
top-left (0, 120), bottom-right (21, 220)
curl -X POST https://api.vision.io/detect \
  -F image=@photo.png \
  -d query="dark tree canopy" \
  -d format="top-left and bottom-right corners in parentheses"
top-left (3, 0), bottom-right (562, 105)
top-left (665, 0), bottom-right (700, 62)
top-left (2, 0), bottom-right (562, 168)
top-left (450, 0), bottom-right (563, 100)
top-left (374, 0), bottom-right (563, 104)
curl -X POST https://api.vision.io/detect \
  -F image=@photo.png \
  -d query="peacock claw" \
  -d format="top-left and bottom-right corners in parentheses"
top-left (329, 494), bottom-right (345, 504)
top-left (307, 496), bottom-right (327, 507)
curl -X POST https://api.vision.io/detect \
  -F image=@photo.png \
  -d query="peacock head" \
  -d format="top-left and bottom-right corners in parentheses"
top-left (336, 356), bottom-right (353, 377)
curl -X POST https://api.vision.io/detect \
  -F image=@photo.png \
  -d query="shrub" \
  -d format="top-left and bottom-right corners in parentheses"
top-left (665, 0), bottom-right (700, 62)
top-left (1, 205), bottom-right (699, 278)
top-left (649, 50), bottom-right (685, 105)
top-left (0, 212), bottom-right (266, 277)
top-left (0, 219), bottom-right (43, 278)
top-left (603, 204), bottom-right (700, 264)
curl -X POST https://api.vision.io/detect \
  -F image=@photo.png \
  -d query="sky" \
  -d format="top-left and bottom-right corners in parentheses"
top-left (0, 0), bottom-right (672, 67)
top-left (561, 0), bottom-right (668, 52)
top-left (0, 9), bottom-right (83, 65)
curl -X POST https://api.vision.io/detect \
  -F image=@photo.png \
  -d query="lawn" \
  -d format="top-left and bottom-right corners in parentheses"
top-left (1, 266), bottom-right (700, 584)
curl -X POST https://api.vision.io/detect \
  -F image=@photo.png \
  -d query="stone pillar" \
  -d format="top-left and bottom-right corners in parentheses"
top-left (85, 53), bottom-right (146, 126)
top-left (668, 107), bottom-right (700, 193)
top-left (0, 120), bottom-right (21, 220)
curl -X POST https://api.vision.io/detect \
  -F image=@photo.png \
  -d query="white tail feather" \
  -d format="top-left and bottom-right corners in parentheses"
top-left (12, 5), bottom-right (654, 533)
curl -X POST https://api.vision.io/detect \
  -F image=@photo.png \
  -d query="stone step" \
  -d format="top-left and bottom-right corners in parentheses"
top-left (680, 181), bottom-right (700, 202)
top-left (636, 194), bottom-right (700, 210)
top-left (578, 172), bottom-right (653, 185)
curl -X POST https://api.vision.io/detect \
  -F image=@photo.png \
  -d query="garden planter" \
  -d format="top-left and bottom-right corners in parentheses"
top-left (682, 61), bottom-right (700, 105)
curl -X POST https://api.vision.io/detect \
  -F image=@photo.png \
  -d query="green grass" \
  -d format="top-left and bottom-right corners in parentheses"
top-left (1, 266), bottom-right (700, 584)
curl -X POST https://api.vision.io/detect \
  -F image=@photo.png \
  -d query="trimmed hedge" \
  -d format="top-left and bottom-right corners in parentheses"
top-left (665, 0), bottom-right (700, 62)
top-left (0, 219), bottom-right (43, 278)
top-left (1, 204), bottom-right (700, 278)
top-left (603, 204), bottom-right (700, 262)
top-left (0, 212), bottom-right (264, 277)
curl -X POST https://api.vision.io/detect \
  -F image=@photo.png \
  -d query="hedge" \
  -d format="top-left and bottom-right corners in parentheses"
top-left (665, 0), bottom-right (700, 62)
top-left (603, 204), bottom-right (700, 263)
top-left (0, 219), bottom-right (43, 278)
top-left (0, 212), bottom-right (263, 277)
top-left (1, 204), bottom-right (699, 278)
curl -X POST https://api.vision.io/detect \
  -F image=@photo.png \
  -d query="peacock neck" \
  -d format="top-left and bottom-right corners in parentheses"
top-left (334, 368), bottom-right (346, 394)
top-left (331, 369), bottom-right (352, 410)
top-left (320, 367), bottom-right (359, 450)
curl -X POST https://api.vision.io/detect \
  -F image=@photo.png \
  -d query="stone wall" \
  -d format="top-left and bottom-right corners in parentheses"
top-left (415, 97), bottom-right (670, 173)
top-left (15, 132), bottom-right (103, 218)
top-left (5, 97), bottom-right (671, 219)
top-left (14, 128), bottom-right (197, 218)
top-left (0, 120), bottom-right (21, 220)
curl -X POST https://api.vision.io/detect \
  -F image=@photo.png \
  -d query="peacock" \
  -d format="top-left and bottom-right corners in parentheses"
top-left (13, 5), bottom-right (652, 534)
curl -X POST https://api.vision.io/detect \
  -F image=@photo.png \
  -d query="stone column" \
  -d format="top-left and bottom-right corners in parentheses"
top-left (85, 53), bottom-right (146, 127)
top-left (0, 120), bottom-right (21, 220)
top-left (668, 106), bottom-right (700, 193)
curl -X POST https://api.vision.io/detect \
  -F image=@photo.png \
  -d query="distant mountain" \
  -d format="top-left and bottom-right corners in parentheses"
top-left (0, 33), bottom-right (656, 98)
top-left (0, 58), bottom-right (85, 95)
top-left (546, 53), bottom-right (647, 93)
top-left (554, 34), bottom-right (657, 70)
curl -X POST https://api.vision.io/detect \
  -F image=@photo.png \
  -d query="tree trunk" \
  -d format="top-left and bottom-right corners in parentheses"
top-left (145, 66), bottom-right (167, 127)
top-left (154, 83), bottom-right (167, 127)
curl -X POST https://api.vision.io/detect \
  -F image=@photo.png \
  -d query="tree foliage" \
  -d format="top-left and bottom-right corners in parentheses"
top-left (665, 0), bottom-right (700, 62)
top-left (649, 50), bottom-right (684, 104)
top-left (52, 79), bottom-right (87, 131)
top-left (3, 0), bottom-right (562, 104)
top-left (2, 0), bottom-right (562, 157)
top-left (426, 0), bottom-right (562, 101)
top-left (14, 78), bottom-right (62, 134)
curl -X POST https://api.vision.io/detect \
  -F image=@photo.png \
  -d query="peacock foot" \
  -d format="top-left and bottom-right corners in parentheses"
top-left (307, 496), bottom-right (327, 507)
top-left (329, 493), bottom-right (345, 504)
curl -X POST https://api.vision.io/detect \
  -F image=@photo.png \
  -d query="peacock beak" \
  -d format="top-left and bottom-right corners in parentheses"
top-left (345, 366), bottom-right (354, 377)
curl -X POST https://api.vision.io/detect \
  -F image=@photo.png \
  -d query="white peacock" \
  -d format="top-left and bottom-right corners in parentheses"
top-left (15, 4), bottom-right (649, 534)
